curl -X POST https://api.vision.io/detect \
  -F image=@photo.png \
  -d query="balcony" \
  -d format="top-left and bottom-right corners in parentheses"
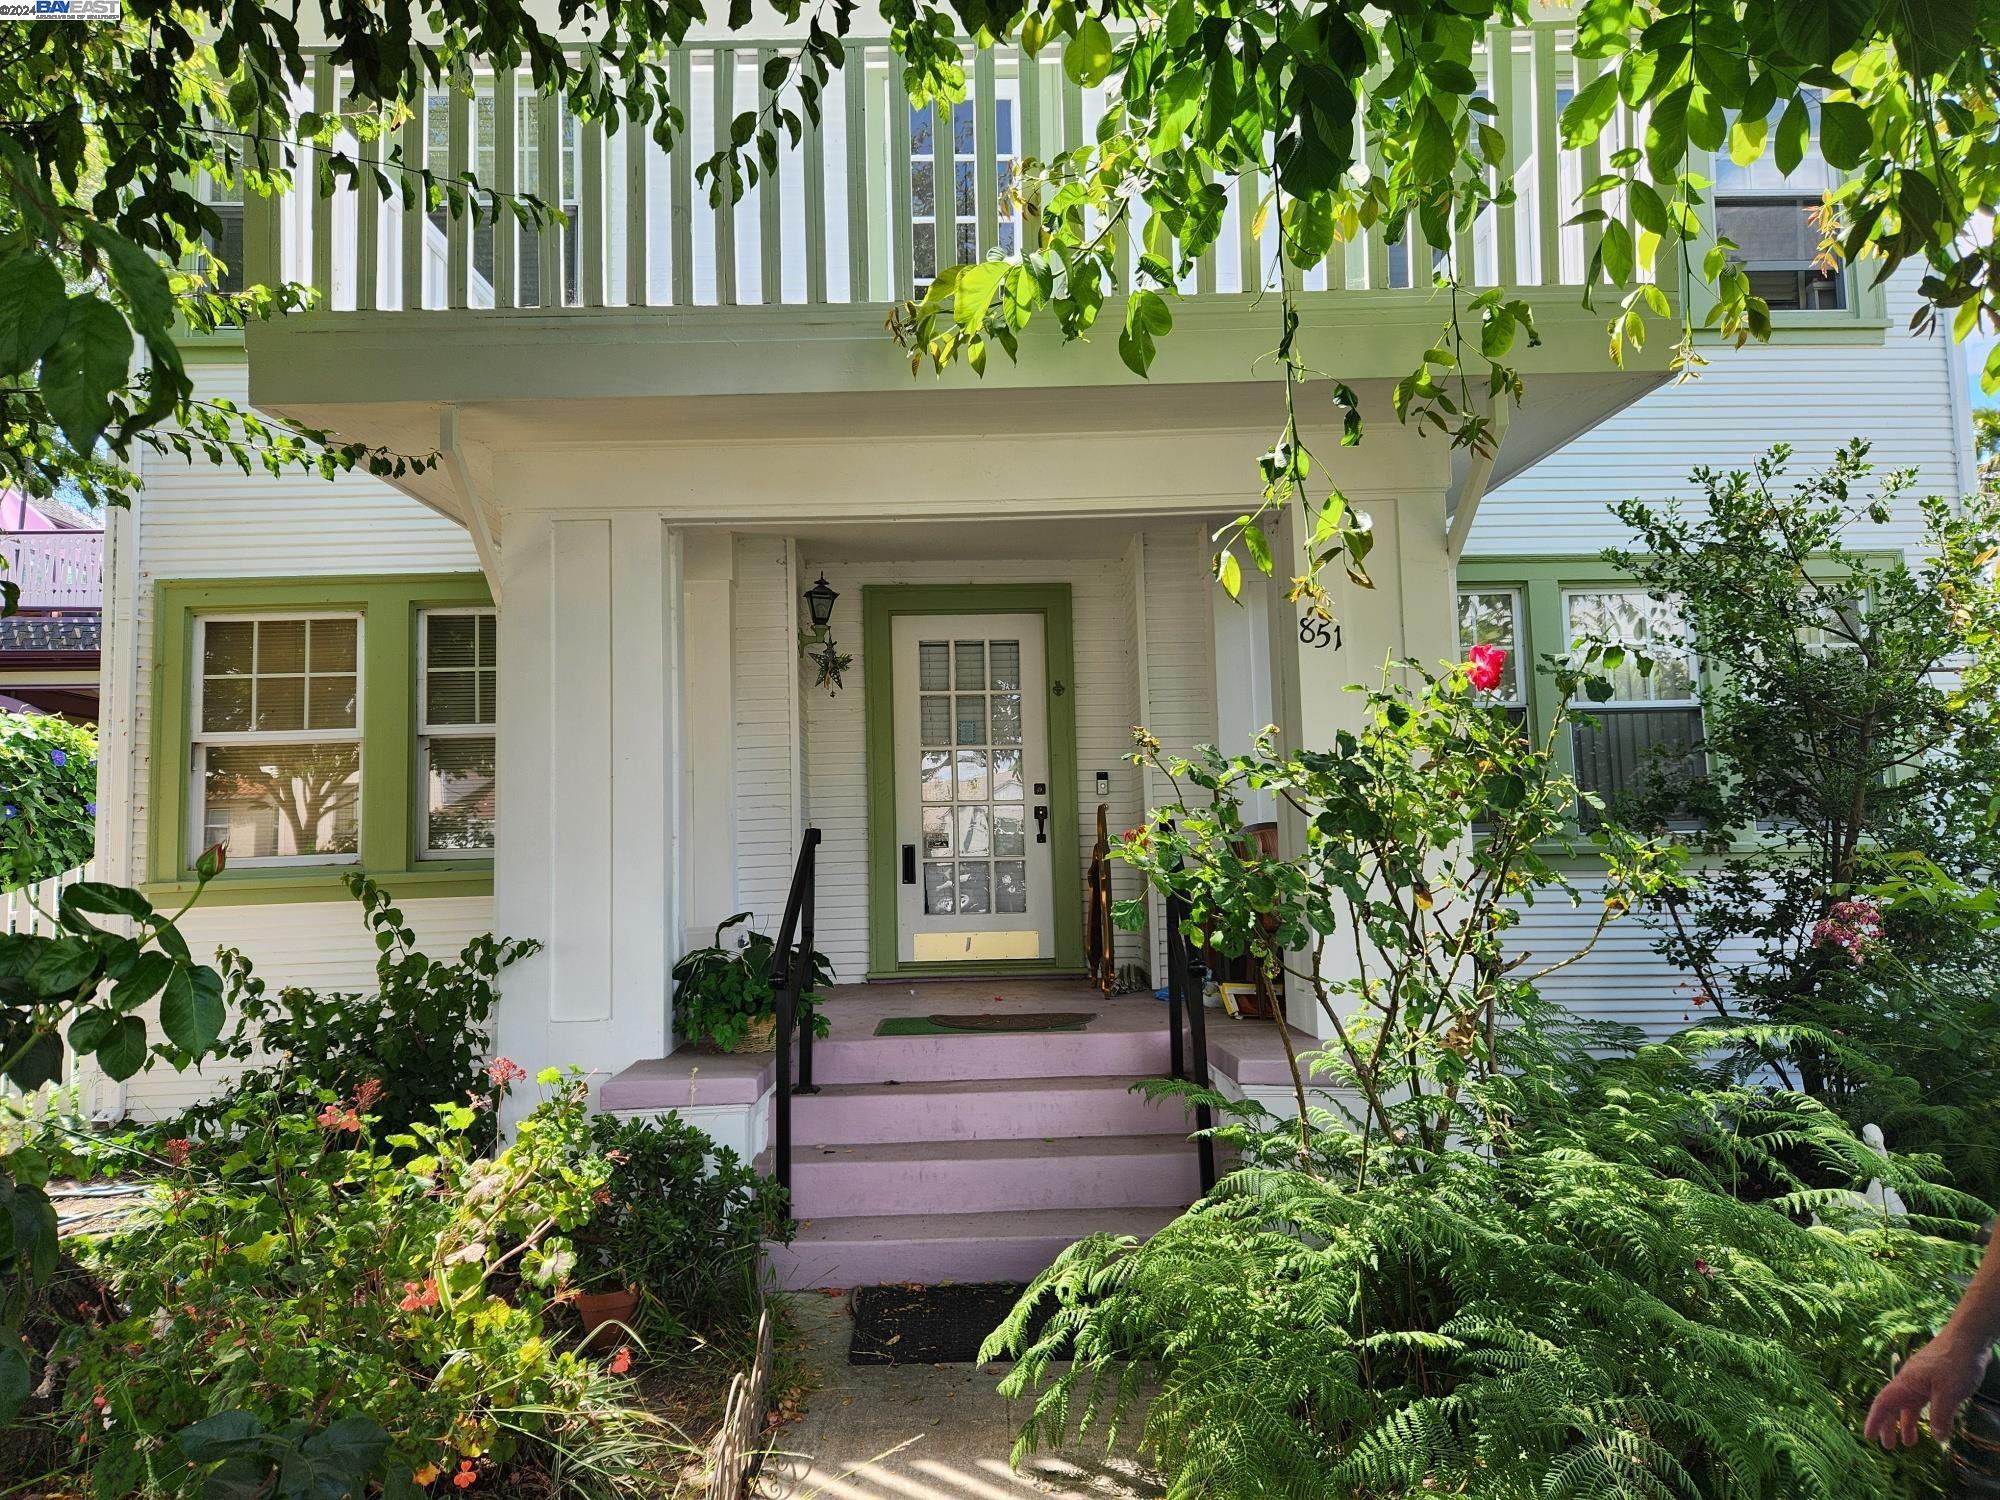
top-left (0, 530), bottom-right (103, 610)
top-left (243, 21), bottom-right (1681, 445)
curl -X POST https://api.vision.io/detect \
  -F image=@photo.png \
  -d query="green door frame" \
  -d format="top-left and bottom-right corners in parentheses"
top-left (862, 584), bottom-right (1084, 979)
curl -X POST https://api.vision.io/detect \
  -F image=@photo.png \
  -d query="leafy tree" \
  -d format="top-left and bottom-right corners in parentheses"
top-left (6, 0), bottom-right (2000, 613)
top-left (1606, 440), bottom-right (2000, 1201)
top-left (0, 712), bottom-right (95, 890)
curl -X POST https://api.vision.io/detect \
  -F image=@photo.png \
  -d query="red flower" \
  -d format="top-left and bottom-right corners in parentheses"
top-left (608, 1346), bottom-right (633, 1375)
top-left (353, 1077), bottom-right (384, 1112)
top-left (453, 1460), bottom-right (478, 1489)
top-left (160, 1138), bottom-right (193, 1168)
top-left (316, 1102), bottom-right (361, 1133)
top-left (1466, 644), bottom-right (1507, 694)
top-left (398, 1279), bottom-right (440, 1312)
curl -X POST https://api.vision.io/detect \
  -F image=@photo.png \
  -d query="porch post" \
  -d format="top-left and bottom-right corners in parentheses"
top-left (1262, 479), bottom-right (1456, 1041)
top-left (494, 513), bottom-right (683, 1125)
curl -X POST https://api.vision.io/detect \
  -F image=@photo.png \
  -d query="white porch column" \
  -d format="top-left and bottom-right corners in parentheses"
top-left (495, 513), bottom-right (684, 1119)
top-left (1263, 480), bottom-right (1456, 1040)
top-left (680, 531), bottom-right (738, 954)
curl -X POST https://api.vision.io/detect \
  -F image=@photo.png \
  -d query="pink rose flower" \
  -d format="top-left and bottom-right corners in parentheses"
top-left (1467, 644), bottom-right (1507, 694)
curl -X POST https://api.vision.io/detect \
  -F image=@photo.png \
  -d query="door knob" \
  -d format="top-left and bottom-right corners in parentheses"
top-left (1033, 805), bottom-right (1049, 844)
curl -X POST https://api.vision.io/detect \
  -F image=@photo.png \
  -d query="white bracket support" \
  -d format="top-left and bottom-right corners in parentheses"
top-left (439, 404), bottom-right (503, 604)
top-left (1446, 396), bottom-right (1511, 562)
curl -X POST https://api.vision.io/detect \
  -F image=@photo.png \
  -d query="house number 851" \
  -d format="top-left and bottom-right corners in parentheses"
top-left (1299, 617), bottom-right (1342, 650)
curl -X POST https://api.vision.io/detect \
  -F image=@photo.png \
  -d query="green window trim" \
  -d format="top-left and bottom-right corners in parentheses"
top-left (148, 574), bottom-right (495, 906)
top-left (1457, 552), bottom-right (1899, 850)
top-left (861, 583), bottom-right (1084, 980)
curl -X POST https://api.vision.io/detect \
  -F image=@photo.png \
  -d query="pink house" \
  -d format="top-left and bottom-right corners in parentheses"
top-left (0, 491), bottom-right (103, 721)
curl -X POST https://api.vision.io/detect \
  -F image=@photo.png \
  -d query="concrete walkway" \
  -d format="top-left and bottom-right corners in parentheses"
top-left (755, 1291), bottom-right (1165, 1500)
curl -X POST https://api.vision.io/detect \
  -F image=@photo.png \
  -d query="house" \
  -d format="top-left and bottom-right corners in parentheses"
top-left (85, 25), bottom-right (1978, 1288)
top-left (0, 493), bottom-right (105, 722)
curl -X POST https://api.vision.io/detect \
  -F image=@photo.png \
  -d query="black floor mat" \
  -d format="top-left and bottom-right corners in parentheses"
top-left (848, 1281), bottom-right (1041, 1365)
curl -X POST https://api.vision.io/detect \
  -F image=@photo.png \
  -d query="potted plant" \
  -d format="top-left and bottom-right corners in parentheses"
top-left (672, 912), bottom-right (833, 1054)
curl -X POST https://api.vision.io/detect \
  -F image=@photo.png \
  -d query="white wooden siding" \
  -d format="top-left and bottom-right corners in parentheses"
top-left (730, 536), bottom-right (804, 932)
top-left (791, 551), bottom-right (1152, 982)
top-left (1472, 272), bottom-right (1971, 557)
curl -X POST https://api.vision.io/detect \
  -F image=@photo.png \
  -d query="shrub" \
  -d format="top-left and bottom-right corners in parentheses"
top-left (1605, 441), bottom-right (2000, 1203)
top-left (985, 658), bottom-right (1985, 1498)
top-left (671, 912), bottom-right (830, 1053)
top-left (0, 711), bottom-right (95, 889)
top-left (578, 1111), bottom-right (790, 1344)
top-left (183, 873), bottom-right (539, 1148)
top-left (61, 1071), bottom-right (658, 1498)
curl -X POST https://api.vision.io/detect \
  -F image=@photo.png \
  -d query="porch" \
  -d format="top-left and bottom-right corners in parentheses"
top-left (600, 981), bottom-right (1318, 1289)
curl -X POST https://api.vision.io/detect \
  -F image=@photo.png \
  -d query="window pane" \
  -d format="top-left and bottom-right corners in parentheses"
top-left (955, 160), bottom-right (977, 217)
top-left (919, 641), bottom-right (950, 691)
top-left (922, 805), bottom-right (952, 857)
top-left (254, 675), bottom-right (305, 732)
top-left (955, 222), bottom-right (977, 263)
top-left (203, 620), bottom-right (254, 676)
top-left (920, 750), bottom-right (953, 802)
top-left (910, 106), bottom-right (933, 157)
top-left (428, 613), bottom-right (479, 671)
top-left (913, 223), bottom-right (936, 281)
top-left (1571, 709), bottom-right (1707, 826)
top-left (257, 619), bottom-right (306, 674)
top-left (477, 667), bottom-right (497, 725)
top-left (1457, 590), bottom-right (1521, 704)
top-left (955, 694), bottom-right (986, 745)
top-left (994, 100), bottom-right (1013, 153)
top-left (913, 161), bottom-right (936, 218)
top-left (955, 805), bottom-right (991, 857)
top-left (993, 805), bottom-right (1026, 856)
top-left (954, 640), bottom-right (985, 689)
top-left (956, 862), bottom-right (990, 914)
top-left (310, 618), bottom-right (357, 673)
top-left (425, 736), bottom-right (496, 852)
top-left (991, 749), bottom-right (1023, 800)
top-left (203, 677), bottom-right (252, 733)
top-left (995, 860), bottom-right (1027, 913)
top-left (988, 640), bottom-right (1021, 690)
top-left (201, 743), bottom-right (360, 861)
top-left (990, 693), bottom-right (1022, 745)
top-left (924, 861), bottom-right (955, 915)
top-left (920, 695), bottom-right (952, 746)
top-left (428, 669), bottom-right (481, 727)
top-left (308, 675), bottom-right (358, 731)
top-left (954, 751), bottom-right (988, 801)
top-left (952, 101), bottom-right (974, 154)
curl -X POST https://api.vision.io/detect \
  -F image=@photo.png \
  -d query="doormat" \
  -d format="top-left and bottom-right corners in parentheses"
top-left (849, 1281), bottom-right (1049, 1365)
top-left (873, 1012), bottom-right (1097, 1036)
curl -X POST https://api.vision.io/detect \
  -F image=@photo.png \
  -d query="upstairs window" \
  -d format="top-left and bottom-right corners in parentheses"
top-left (196, 169), bottom-right (245, 299)
top-left (1564, 591), bottom-right (1706, 821)
top-left (192, 616), bottom-right (362, 865)
top-left (419, 609), bottom-right (498, 856)
top-left (911, 94), bottom-right (1018, 290)
top-left (1715, 98), bottom-right (1845, 311)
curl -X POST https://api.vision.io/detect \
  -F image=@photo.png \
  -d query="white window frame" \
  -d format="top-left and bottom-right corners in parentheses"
top-left (1562, 589), bottom-right (1702, 708)
top-left (910, 80), bottom-right (1023, 289)
top-left (1456, 587), bottom-right (1528, 710)
top-left (189, 611), bottom-right (365, 868)
top-left (417, 607), bottom-right (498, 860)
top-left (1714, 97), bottom-right (1847, 313)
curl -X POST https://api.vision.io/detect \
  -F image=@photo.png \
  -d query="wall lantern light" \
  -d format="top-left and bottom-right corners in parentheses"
top-left (803, 573), bottom-right (840, 630)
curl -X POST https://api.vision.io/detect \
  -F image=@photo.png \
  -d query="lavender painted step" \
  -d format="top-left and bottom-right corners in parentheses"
top-left (804, 1024), bottom-right (1175, 1087)
top-left (790, 1132), bottom-right (1201, 1219)
top-left (793, 1074), bottom-right (1194, 1146)
top-left (769, 1205), bottom-right (1180, 1291)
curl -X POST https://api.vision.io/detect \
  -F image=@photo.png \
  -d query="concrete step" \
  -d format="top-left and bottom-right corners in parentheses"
top-left (789, 1132), bottom-right (1201, 1220)
top-left (802, 1022), bottom-right (1175, 1087)
top-left (792, 1074), bottom-right (1193, 1146)
top-left (768, 1204), bottom-right (1180, 1291)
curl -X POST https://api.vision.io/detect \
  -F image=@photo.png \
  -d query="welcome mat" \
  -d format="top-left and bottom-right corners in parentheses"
top-left (873, 1012), bottom-right (1097, 1037)
top-left (849, 1281), bottom-right (1046, 1365)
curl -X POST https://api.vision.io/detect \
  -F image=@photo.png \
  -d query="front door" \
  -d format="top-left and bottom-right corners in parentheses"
top-left (891, 613), bottom-right (1055, 964)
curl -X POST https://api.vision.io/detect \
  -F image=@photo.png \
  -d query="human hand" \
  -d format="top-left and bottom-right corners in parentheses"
top-left (1866, 1335), bottom-right (1994, 1448)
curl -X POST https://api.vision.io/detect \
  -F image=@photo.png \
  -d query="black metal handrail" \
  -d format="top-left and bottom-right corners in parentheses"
top-left (1163, 884), bottom-right (1217, 1194)
top-left (769, 827), bottom-right (821, 1210)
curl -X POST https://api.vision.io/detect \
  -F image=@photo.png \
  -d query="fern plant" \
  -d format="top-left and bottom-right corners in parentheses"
top-left (983, 656), bottom-right (1988, 1499)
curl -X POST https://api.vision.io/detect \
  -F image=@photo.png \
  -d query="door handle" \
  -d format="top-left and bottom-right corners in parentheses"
top-left (1033, 805), bottom-right (1049, 844)
top-left (902, 844), bottom-right (917, 884)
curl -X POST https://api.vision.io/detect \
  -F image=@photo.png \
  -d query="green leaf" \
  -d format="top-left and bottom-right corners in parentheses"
top-left (4, 1034), bottom-right (63, 1091)
top-left (81, 224), bottom-right (178, 346)
top-left (952, 261), bottom-right (1006, 330)
top-left (0, 1346), bottom-right (29, 1424)
top-left (159, 963), bottom-right (225, 1056)
top-left (24, 937), bottom-right (97, 994)
top-left (109, 950), bottom-right (173, 1010)
top-left (1817, 100), bottom-right (1871, 170)
top-left (40, 298), bottom-right (134, 453)
top-left (1063, 18), bottom-right (1114, 88)
top-left (1117, 288), bottom-right (1174, 378)
top-left (1559, 71), bottom-right (1620, 149)
top-left (66, 1008), bottom-right (117, 1054)
top-left (176, 1411), bottom-right (266, 1463)
top-left (1773, 0), bottom-right (1880, 63)
top-left (1895, 0), bottom-right (1978, 74)
top-left (59, 882), bottom-right (153, 921)
top-left (1774, 95), bottom-right (1811, 177)
top-left (0, 255), bottom-right (68, 377)
top-left (96, 1016), bottom-right (148, 1081)
top-left (1216, 548), bottom-right (1243, 599)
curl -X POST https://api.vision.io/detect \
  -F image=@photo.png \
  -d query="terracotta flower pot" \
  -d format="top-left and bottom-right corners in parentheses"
top-left (576, 1286), bottom-right (640, 1348)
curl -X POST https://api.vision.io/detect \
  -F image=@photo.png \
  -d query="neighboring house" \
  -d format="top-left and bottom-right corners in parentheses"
top-left (85, 28), bottom-right (1978, 1286)
top-left (0, 493), bottom-right (105, 722)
